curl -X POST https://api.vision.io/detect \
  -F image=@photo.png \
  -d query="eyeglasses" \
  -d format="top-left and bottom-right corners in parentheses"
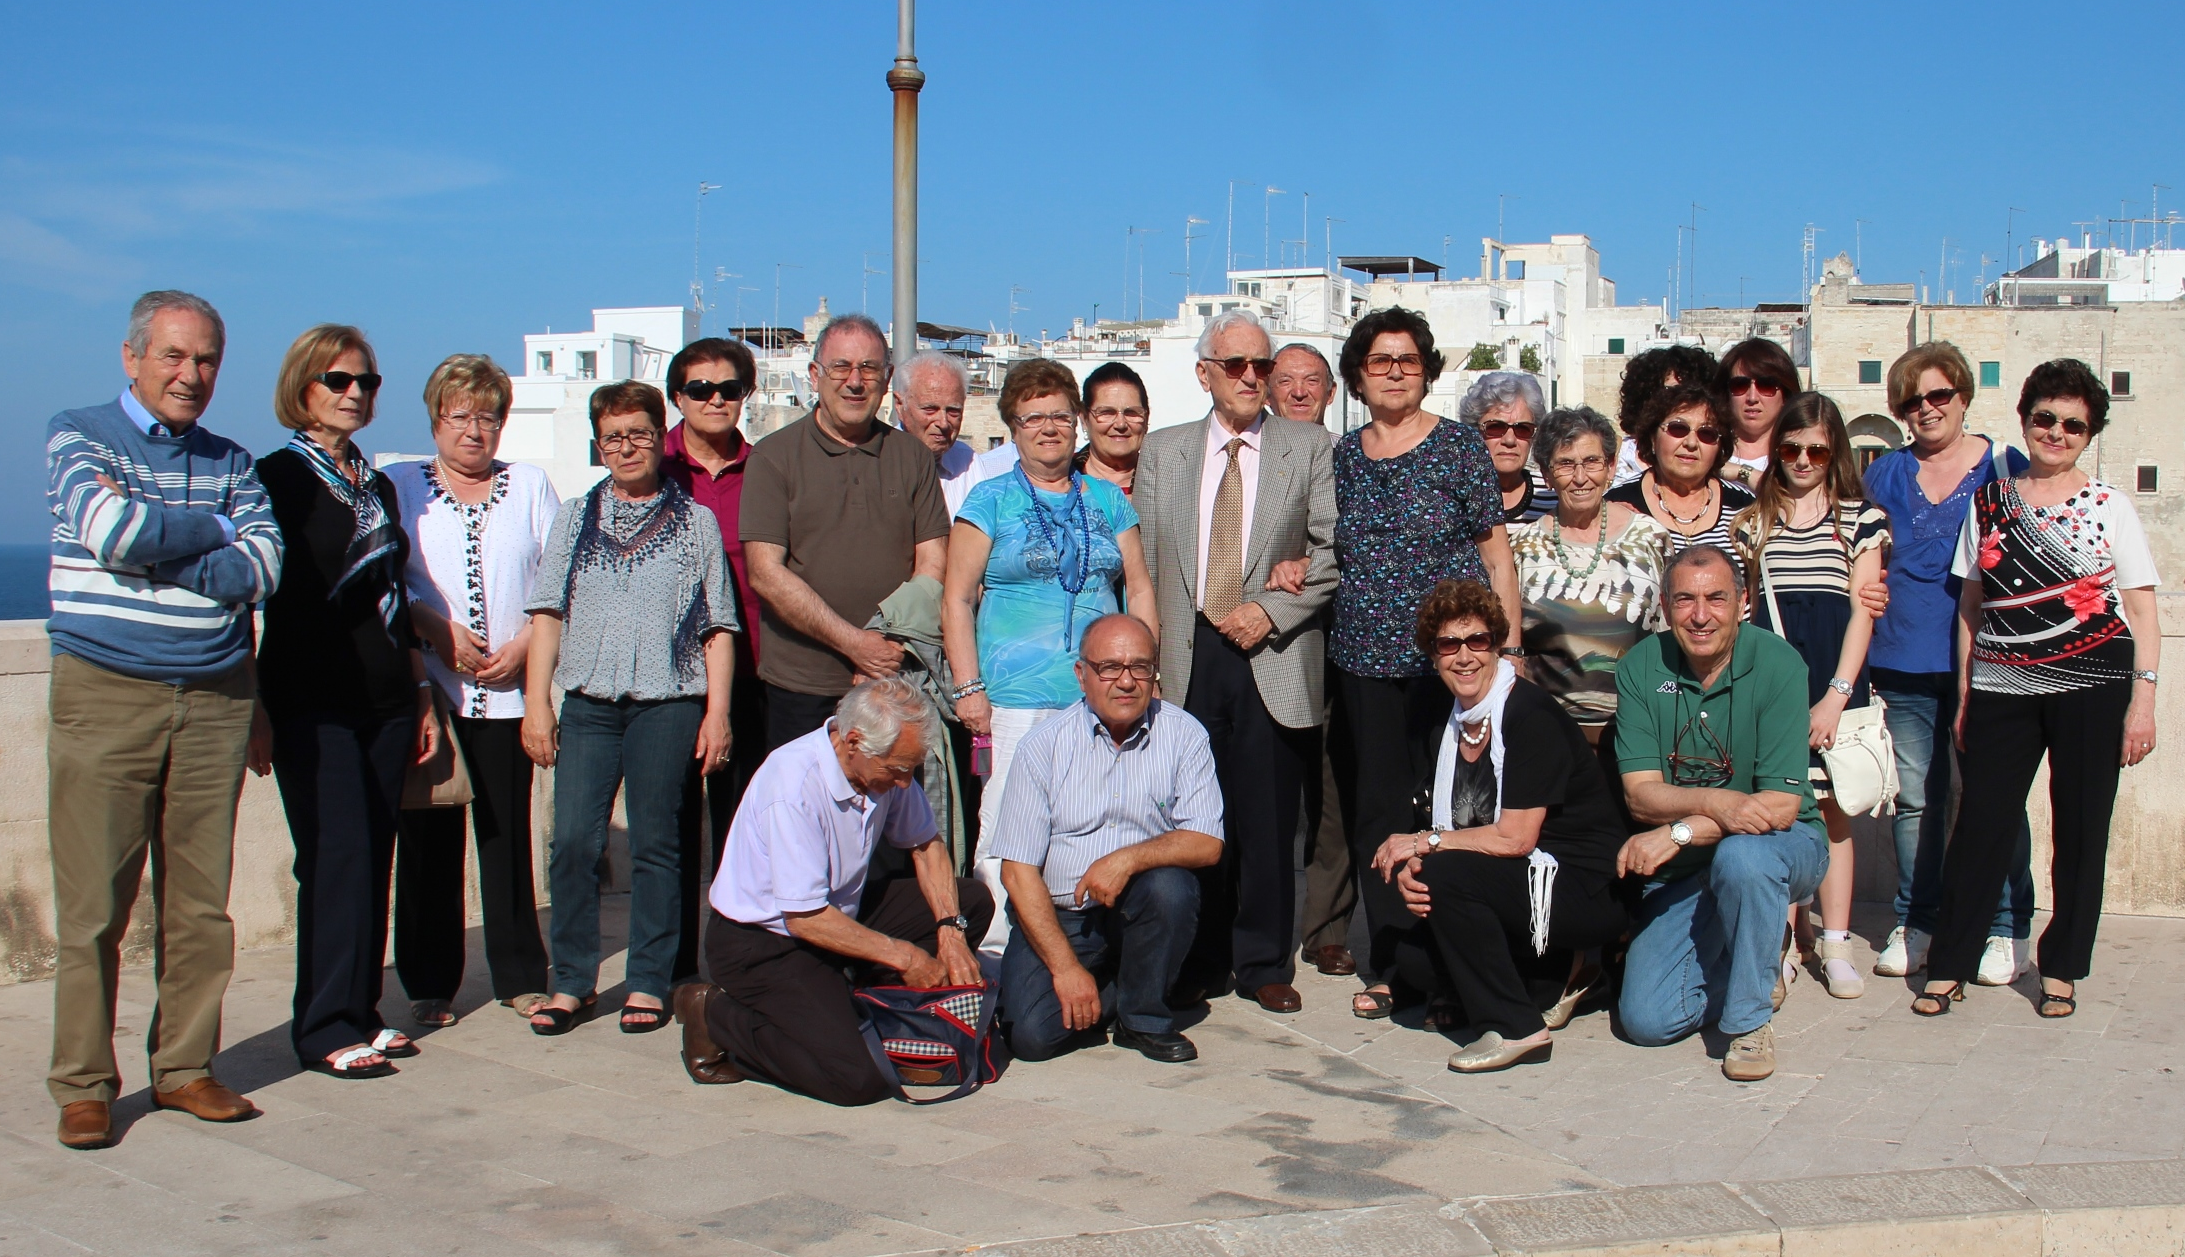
top-left (821, 360), bottom-right (887, 382)
top-left (1014, 412), bottom-right (1078, 431)
top-left (438, 410), bottom-right (505, 433)
top-left (1667, 707), bottom-right (1733, 788)
top-left (1363, 353), bottom-right (1426, 377)
top-left (1480, 420), bottom-right (1536, 441)
top-left (2026, 410), bottom-right (2092, 437)
top-left (595, 428), bottom-right (660, 452)
top-left (1896, 387), bottom-right (1958, 416)
top-left (315, 371), bottom-right (382, 395)
top-left (1088, 406), bottom-right (1148, 425)
top-left (1430, 630), bottom-right (1497, 657)
top-left (1727, 375), bottom-right (1783, 398)
top-left (1201, 356), bottom-right (1276, 379)
top-left (679, 379), bottom-right (748, 403)
top-left (1661, 420), bottom-right (1723, 445)
top-left (1550, 455), bottom-right (1610, 477)
top-left (1775, 440), bottom-right (1832, 465)
top-left (1085, 661), bottom-right (1156, 682)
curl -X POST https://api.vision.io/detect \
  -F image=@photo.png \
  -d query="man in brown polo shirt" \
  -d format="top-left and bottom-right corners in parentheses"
top-left (741, 312), bottom-right (950, 748)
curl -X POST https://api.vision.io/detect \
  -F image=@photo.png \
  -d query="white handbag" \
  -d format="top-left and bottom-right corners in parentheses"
top-left (1759, 536), bottom-right (1898, 817)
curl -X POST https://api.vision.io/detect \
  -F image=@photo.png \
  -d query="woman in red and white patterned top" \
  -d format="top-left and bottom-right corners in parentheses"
top-left (1915, 360), bottom-right (2160, 1022)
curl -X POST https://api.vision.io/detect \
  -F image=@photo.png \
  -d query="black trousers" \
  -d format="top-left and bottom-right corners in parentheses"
top-left (393, 717), bottom-right (550, 1002)
top-left (1182, 615), bottom-right (1313, 993)
top-left (1931, 680), bottom-right (2131, 984)
top-left (674, 675), bottom-right (769, 983)
top-left (765, 683), bottom-right (838, 751)
top-left (703, 877), bottom-right (995, 1106)
top-left (1331, 667), bottom-right (1455, 982)
top-left (272, 712), bottom-right (411, 1063)
top-left (1411, 851), bottom-right (1628, 1038)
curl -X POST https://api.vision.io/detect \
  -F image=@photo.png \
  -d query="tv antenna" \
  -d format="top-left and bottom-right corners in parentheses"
top-left (691, 181), bottom-right (722, 314)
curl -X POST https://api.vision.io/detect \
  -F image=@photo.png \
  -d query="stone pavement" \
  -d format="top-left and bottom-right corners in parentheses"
top-left (4, 901), bottom-right (2184, 1255)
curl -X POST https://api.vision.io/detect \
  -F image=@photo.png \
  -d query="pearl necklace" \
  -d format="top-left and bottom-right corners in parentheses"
top-left (1459, 718), bottom-right (1490, 747)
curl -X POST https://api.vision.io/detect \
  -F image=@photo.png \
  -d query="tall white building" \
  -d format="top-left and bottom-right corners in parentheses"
top-left (1988, 238), bottom-right (2185, 306)
top-left (499, 306), bottom-right (695, 499)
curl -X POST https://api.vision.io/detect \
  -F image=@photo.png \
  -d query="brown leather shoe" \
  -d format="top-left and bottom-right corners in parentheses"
top-left (673, 982), bottom-right (744, 1085)
top-left (57, 1101), bottom-right (112, 1150)
top-left (1243, 983), bottom-right (1303, 1013)
top-left (153, 1077), bottom-right (258, 1123)
top-left (1308, 945), bottom-right (1357, 976)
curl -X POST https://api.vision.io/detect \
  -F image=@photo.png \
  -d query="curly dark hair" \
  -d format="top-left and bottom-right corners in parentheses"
top-left (2017, 358), bottom-right (2110, 435)
top-left (1634, 383), bottom-right (1732, 476)
top-left (1414, 579), bottom-right (1509, 660)
top-left (1617, 344), bottom-right (1719, 435)
top-left (1339, 307), bottom-right (1444, 396)
top-left (1081, 360), bottom-right (1149, 414)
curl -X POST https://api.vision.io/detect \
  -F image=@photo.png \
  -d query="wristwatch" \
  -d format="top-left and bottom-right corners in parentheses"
top-left (1827, 677), bottom-right (1855, 697)
top-left (1668, 821), bottom-right (1694, 848)
top-left (2134, 670), bottom-right (2159, 685)
top-left (1499, 646), bottom-right (1528, 659)
top-left (936, 914), bottom-right (971, 935)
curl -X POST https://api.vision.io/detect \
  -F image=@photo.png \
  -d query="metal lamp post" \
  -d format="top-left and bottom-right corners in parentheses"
top-left (888, 0), bottom-right (924, 363)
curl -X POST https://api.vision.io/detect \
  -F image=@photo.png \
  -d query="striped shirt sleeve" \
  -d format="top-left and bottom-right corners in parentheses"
top-left (149, 461), bottom-right (283, 604)
top-left (48, 421), bottom-right (231, 568)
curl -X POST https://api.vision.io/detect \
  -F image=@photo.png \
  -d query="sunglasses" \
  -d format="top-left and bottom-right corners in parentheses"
top-left (679, 379), bottom-right (748, 403)
top-left (1480, 420), bottom-right (1536, 441)
top-left (1776, 440), bottom-right (1832, 465)
top-left (1363, 353), bottom-right (1427, 377)
top-left (2026, 410), bottom-right (2091, 437)
top-left (1897, 386), bottom-right (1958, 416)
top-left (1201, 356), bottom-right (1276, 379)
top-left (1727, 375), bottom-right (1783, 398)
top-left (1431, 630), bottom-right (1497, 657)
top-left (1661, 419), bottom-right (1723, 445)
top-left (315, 371), bottom-right (382, 394)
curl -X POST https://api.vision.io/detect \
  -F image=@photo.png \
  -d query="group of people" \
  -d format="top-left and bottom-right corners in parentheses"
top-left (42, 287), bottom-right (2159, 1146)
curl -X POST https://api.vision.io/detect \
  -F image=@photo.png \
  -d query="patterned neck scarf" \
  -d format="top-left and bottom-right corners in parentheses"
top-left (286, 433), bottom-right (403, 634)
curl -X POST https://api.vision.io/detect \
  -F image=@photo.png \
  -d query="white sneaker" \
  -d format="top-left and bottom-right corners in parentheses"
top-left (1874, 926), bottom-right (1932, 977)
top-left (1976, 935), bottom-right (2026, 986)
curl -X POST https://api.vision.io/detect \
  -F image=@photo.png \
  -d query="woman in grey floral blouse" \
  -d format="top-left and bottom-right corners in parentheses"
top-left (522, 381), bottom-right (738, 1036)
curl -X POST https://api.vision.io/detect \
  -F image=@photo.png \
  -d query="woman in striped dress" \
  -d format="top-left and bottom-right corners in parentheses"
top-left (1730, 393), bottom-right (1888, 999)
top-left (1604, 383), bottom-right (1753, 554)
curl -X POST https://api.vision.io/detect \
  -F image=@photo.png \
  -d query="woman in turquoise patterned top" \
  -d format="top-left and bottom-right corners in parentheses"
top-left (943, 360), bottom-right (1158, 956)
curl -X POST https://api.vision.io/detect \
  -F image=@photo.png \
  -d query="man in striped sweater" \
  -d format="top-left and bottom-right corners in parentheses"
top-left (44, 290), bottom-right (283, 1150)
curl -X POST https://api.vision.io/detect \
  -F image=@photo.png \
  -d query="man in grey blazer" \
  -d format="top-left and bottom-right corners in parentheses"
top-left (1135, 309), bottom-right (1337, 1013)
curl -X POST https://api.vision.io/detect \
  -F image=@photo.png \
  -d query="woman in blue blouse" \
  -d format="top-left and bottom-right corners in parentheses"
top-left (943, 359), bottom-right (1157, 957)
top-left (1329, 308), bottom-right (1522, 1019)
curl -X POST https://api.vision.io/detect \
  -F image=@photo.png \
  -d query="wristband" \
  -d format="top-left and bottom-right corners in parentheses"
top-left (950, 679), bottom-right (987, 702)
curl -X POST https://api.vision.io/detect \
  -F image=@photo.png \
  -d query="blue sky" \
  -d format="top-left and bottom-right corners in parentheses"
top-left (3, 1), bottom-right (2179, 544)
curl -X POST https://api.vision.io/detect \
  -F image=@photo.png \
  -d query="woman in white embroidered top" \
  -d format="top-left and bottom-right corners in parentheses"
top-left (387, 355), bottom-right (562, 1027)
top-left (1730, 393), bottom-right (1888, 1000)
top-left (1363, 581), bottom-right (1630, 1075)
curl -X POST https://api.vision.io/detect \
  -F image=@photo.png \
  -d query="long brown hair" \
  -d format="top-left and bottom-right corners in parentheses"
top-left (1733, 392), bottom-right (1864, 568)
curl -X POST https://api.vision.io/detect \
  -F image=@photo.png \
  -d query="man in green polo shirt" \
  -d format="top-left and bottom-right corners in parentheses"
top-left (1613, 545), bottom-right (1825, 1082)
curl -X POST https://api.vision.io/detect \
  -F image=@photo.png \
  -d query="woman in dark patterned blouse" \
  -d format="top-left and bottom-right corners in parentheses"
top-left (1916, 360), bottom-right (2159, 1022)
top-left (1329, 307), bottom-right (1521, 1020)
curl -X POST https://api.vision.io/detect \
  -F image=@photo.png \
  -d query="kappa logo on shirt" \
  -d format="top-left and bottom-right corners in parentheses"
top-left (1656, 681), bottom-right (1681, 694)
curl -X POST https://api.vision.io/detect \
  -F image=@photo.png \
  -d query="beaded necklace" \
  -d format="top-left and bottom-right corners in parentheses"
top-left (1017, 464), bottom-right (1092, 596)
top-left (1548, 513), bottom-right (1609, 582)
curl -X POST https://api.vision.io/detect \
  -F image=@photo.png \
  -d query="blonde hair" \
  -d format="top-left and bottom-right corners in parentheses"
top-left (274, 324), bottom-right (377, 431)
top-left (423, 354), bottom-right (511, 424)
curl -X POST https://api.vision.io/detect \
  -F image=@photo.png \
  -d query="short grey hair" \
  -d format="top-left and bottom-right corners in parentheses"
top-left (127, 290), bottom-right (225, 358)
top-left (813, 312), bottom-right (891, 369)
top-left (1532, 405), bottom-right (1620, 477)
top-left (894, 348), bottom-right (967, 397)
top-left (834, 674), bottom-right (942, 758)
top-left (1663, 543), bottom-right (1746, 598)
top-left (1457, 371), bottom-right (1545, 427)
top-left (1195, 307), bottom-right (1271, 359)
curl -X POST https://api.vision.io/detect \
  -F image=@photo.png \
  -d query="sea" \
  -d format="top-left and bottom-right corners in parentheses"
top-left (0, 545), bottom-right (49, 622)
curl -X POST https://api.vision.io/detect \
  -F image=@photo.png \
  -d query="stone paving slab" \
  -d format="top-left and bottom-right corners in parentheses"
top-left (2, 901), bottom-right (2183, 1254)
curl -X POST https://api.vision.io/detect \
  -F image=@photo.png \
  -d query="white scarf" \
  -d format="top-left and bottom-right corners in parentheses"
top-left (1432, 659), bottom-right (1558, 955)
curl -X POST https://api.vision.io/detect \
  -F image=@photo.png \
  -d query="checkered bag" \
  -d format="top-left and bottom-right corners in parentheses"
top-left (852, 981), bottom-right (998, 1104)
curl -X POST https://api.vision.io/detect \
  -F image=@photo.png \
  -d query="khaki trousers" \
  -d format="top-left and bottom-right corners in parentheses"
top-left (47, 652), bottom-right (253, 1105)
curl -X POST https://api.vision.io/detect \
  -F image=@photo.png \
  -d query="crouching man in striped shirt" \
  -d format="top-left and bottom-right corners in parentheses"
top-left (991, 615), bottom-right (1226, 1064)
top-left (44, 291), bottom-right (283, 1149)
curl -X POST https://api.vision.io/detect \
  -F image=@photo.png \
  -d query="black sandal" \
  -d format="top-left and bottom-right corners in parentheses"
top-left (306, 1046), bottom-right (399, 1079)
top-left (620, 1004), bottom-right (670, 1034)
top-left (2039, 989), bottom-right (2078, 1018)
top-left (1911, 983), bottom-right (1965, 1017)
top-left (530, 1005), bottom-right (579, 1036)
top-left (1352, 989), bottom-right (1395, 1020)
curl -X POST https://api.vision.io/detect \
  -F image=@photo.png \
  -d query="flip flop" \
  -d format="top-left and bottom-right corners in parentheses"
top-left (1352, 989), bottom-right (1395, 1020)
top-left (306, 1045), bottom-right (398, 1079)
top-left (620, 1004), bottom-right (670, 1034)
top-left (371, 1028), bottom-right (420, 1059)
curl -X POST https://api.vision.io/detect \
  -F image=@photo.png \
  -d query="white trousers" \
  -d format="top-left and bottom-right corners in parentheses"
top-left (971, 705), bottom-right (1065, 957)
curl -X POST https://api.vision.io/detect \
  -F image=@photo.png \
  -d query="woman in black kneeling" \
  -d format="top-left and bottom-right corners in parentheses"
top-left (1371, 579), bottom-right (1630, 1074)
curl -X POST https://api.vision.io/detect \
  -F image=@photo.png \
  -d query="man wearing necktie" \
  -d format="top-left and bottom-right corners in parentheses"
top-left (1134, 309), bottom-right (1338, 1013)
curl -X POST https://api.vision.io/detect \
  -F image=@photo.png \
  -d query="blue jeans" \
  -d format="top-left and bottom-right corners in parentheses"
top-left (1620, 822), bottom-right (1826, 1043)
top-left (1873, 669), bottom-right (2032, 938)
top-left (547, 692), bottom-right (702, 1001)
top-left (1000, 866), bottom-right (1197, 1060)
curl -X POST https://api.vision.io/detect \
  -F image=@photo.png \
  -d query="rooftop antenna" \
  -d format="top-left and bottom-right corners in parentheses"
top-left (1262, 186), bottom-right (1286, 270)
top-left (1800, 224), bottom-right (1824, 298)
top-left (1226, 179), bottom-right (1250, 277)
top-left (2006, 207), bottom-right (2025, 285)
top-left (712, 269), bottom-right (740, 335)
top-left (1008, 284), bottom-right (1028, 338)
top-left (1854, 218), bottom-right (1869, 277)
top-left (2156, 185), bottom-right (2171, 249)
top-left (772, 261), bottom-right (803, 347)
top-left (861, 252), bottom-right (886, 313)
top-left (1325, 216), bottom-right (1344, 273)
top-left (1128, 226), bottom-right (1162, 320)
top-left (1297, 192), bottom-right (1311, 269)
top-left (1937, 237), bottom-right (1954, 304)
top-left (1671, 224), bottom-right (1682, 318)
top-left (1688, 202), bottom-right (1707, 307)
top-left (1182, 215), bottom-right (1208, 297)
top-left (1443, 234), bottom-right (1453, 272)
top-left (1497, 192), bottom-right (1519, 245)
top-left (691, 181), bottom-right (722, 315)
top-left (735, 286), bottom-right (760, 343)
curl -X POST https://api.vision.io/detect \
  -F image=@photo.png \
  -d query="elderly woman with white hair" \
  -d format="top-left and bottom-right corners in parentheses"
top-left (1460, 371), bottom-right (1556, 526)
top-left (677, 674), bottom-right (994, 1105)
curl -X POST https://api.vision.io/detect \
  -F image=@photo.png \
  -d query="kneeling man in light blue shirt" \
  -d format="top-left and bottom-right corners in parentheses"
top-left (991, 615), bottom-right (1226, 1064)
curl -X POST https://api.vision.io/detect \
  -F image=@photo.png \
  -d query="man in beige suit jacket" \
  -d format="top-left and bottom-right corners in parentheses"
top-left (1135, 310), bottom-right (1337, 1013)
